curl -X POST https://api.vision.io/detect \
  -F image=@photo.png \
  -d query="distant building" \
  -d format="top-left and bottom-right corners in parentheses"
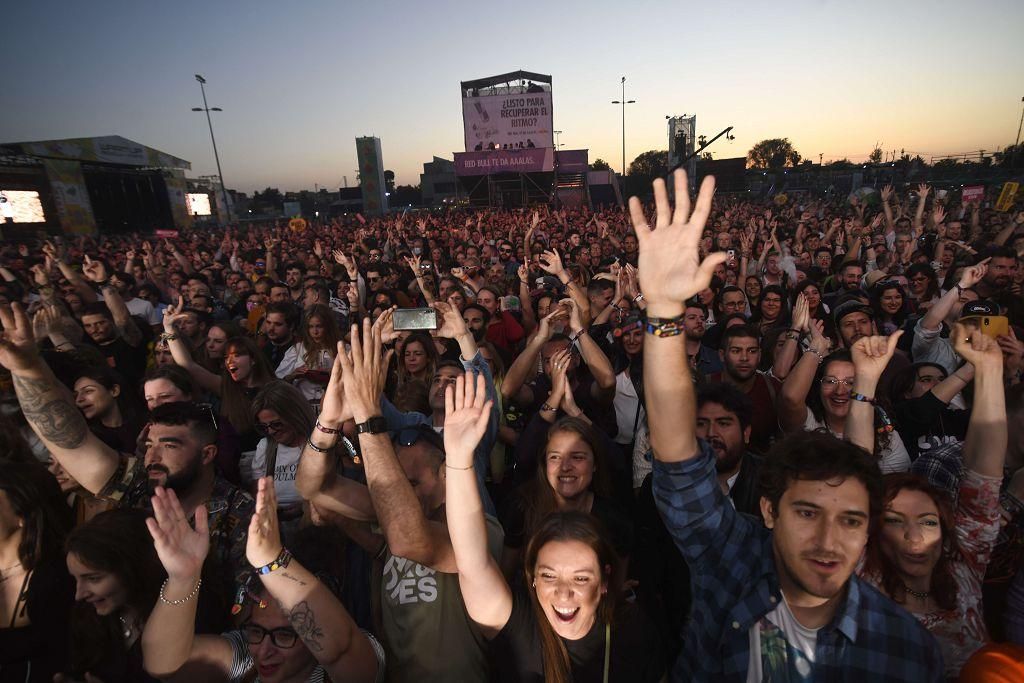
top-left (420, 156), bottom-right (463, 206)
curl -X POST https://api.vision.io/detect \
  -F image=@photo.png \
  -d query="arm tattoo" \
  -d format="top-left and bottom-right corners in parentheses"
top-left (278, 571), bottom-right (308, 586)
top-left (12, 374), bottom-right (89, 449)
top-left (288, 601), bottom-right (324, 652)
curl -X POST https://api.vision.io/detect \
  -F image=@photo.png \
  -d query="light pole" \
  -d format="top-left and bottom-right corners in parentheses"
top-left (192, 74), bottom-right (231, 222)
top-left (611, 76), bottom-right (635, 176)
top-left (1016, 96), bottom-right (1024, 147)
top-left (554, 130), bottom-right (563, 148)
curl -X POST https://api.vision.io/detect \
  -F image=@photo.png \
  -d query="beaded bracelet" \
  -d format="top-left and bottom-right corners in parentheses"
top-left (645, 314), bottom-right (686, 338)
top-left (254, 548), bottom-right (292, 575)
top-left (159, 577), bottom-right (202, 606)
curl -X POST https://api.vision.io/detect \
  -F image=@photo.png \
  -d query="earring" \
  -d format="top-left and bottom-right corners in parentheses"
top-left (532, 581), bottom-right (536, 588)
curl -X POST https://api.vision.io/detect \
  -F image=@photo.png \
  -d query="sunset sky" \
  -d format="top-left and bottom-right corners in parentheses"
top-left (3, 0), bottom-right (1022, 194)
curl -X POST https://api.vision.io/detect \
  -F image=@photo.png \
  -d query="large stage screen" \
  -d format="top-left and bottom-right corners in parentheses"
top-left (463, 92), bottom-right (553, 152)
top-left (0, 190), bottom-right (46, 223)
top-left (185, 193), bottom-right (212, 216)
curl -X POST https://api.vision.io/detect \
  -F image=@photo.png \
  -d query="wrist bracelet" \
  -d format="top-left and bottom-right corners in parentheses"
top-left (315, 420), bottom-right (340, 434)
top-left (645, 313), bottom-right (686, 338)
top-left (633, 293), bottom-right (644, 303)
top-left (160, 332), bottom-right (178, 342)
top-left (805, 348), bottom-right (825, 364)
top-left (159, 577), bottom-right (202, 606)
top-left (445, 462), bottom-right (474, 470)
top-left (851, 392), bottom-right (875, 404)
top-left (253, 547), bottom-right (292, 575)
top-left (306, 438), bottom-right (331, 453)
top-left (540, 402), bottom-right (558, 413)
top-left (569, 329), bottom-right (585, 344)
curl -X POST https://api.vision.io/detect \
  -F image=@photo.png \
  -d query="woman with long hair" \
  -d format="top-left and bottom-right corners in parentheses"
top-left (791, 279), bottom-right (828, 324)
top-left (164, 302), bottom-right (273, 452)
top-left (0, 461), bottom-right (75, 682)
top-left (62, 508), bottom-right (164, 682)
top-left (905, 263), bottom-right (941, 314)
top-left (778, 321), bottom-right (910, 473)
top-left (396, 331), bottom-right (438, 388)
top-left (870, 280), bottom-right (911, 335)
top-left (750, 283), bottom-right (789, 335)
top-left (199, 320), bottom-right (246, 373)
top-left (247, 381), bottom-right (315, 539)
top-left (442, 375), bottom-right (663, 682)
top-left (744, 275), bottom-right (762, 310)
top-left (499, 417), bottom-right (632, 582)
top-left (72, 365), bottom-right (145, 454)
top-left (856, 327), bottom-right (1007, 679)
top-left (275, 304), bottom-right (340, 406)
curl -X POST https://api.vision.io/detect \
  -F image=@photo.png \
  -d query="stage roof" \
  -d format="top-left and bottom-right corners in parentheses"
top-left (461, 70), bottom-right (552, 91)
top-left (0, 135), bottom-right (190, 170)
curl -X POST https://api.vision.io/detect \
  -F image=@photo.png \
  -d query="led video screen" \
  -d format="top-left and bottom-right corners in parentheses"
top-left (186, 193), bottom-right (212, 216)
top-left (0, 190), bottom-right (46, 223)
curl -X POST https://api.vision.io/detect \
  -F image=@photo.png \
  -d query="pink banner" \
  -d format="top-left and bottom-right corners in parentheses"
top-left (961, 185), bottom-right (984, 203)
top-left (454, 148), bottom-right (554, 176)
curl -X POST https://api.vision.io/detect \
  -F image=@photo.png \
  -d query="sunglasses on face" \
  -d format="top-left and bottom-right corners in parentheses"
top-left (255, 419), bottom-right (286, 435)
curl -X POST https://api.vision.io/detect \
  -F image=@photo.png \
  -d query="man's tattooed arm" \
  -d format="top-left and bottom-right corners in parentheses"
top-left (12, 373), bottom-right (89, 449)
top-left (11, 366), bottom-right (120, 493)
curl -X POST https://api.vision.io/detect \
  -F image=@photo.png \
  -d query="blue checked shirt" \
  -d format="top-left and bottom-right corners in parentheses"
top-left (652, 441), bottom-right (944, 681)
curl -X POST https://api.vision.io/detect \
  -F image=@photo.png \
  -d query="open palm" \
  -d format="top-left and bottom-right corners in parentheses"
top-left (631, 170), bottom-right (726, 312)
top-left (442, 372), bottom-right (492, 464)
top-left (146, 487), bottom-right (209, 582)
top-left (0, 304), bottom-right (40, 373)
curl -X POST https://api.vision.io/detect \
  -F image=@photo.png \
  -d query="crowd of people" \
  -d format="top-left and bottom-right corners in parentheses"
top-left (0, 170), bottom-right (1022, 682)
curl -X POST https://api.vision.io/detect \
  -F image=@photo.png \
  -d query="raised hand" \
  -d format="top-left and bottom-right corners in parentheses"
top-left (0, 303), bottom-right (41, 372)
top-left (404, 253), bottom-right (423, 275)
top-left (953, 322), bottom-right (1003, 373)
top-left (162, 295), bottom-right (186, 333)
top-left (338, 318), bottom-right (387, 423)
top-left (850, 331), bottom-right (903, 381)
top-left (630, 169), bottom-right (726, 315)
top-left (932, 204), bottom-right (946, 226)
top-left (537, 249), bottom-right (565, 277)
top-left (318, 348), bottom-right (352, 428)
top-left (442, 372), bottom-right (492, 467)
top-left (561, 297), bottom-right (585, 333)
top-left (792, 293), bottom-right (811, 333)
top-left (916, 183), bottom-right (930, 199)
top-left (958, 257), bottom-right (990, 289)
top-left (371, 305), bottom-right (401, 344)
top-left (313, 240), bottom-right (324, 258)
top-left (146, 486), bottom-right (209, 581)
top-left (246, 477), bottom-right (283, 568)
top-left (880, 185), bottom-right (893, 203)
top-left (82, 255), bottom-right (107, 283)
top-left (432, 299), bottom-right (468, 340)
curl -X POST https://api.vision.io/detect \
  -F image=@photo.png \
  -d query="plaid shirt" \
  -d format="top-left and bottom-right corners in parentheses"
top-left (652, 441), bottom-right (943, 681)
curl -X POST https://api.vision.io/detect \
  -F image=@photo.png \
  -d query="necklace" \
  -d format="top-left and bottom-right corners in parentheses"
top-left (118, 614), bottom-right (135, 640)
top-left (902, 583), bottom-right (930, 600)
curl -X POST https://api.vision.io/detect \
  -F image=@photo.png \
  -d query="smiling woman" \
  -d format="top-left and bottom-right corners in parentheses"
top-left (64, 508), bottom-right (164, 681)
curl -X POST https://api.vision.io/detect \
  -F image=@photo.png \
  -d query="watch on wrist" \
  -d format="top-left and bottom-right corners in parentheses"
top-left (355, 416), bottom-right (388, 435)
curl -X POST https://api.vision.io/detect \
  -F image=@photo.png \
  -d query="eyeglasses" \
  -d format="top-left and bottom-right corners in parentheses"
top-left (499, 248), bottom-right (512, 253)
top-left (242, 623), bottom-right (299, 649)
top-left (367, 276), bottom-right (382, 282)
top-left (820, 377), bottom-right (854, 389)
top-left (255, 419), bottom-right (286, 435)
